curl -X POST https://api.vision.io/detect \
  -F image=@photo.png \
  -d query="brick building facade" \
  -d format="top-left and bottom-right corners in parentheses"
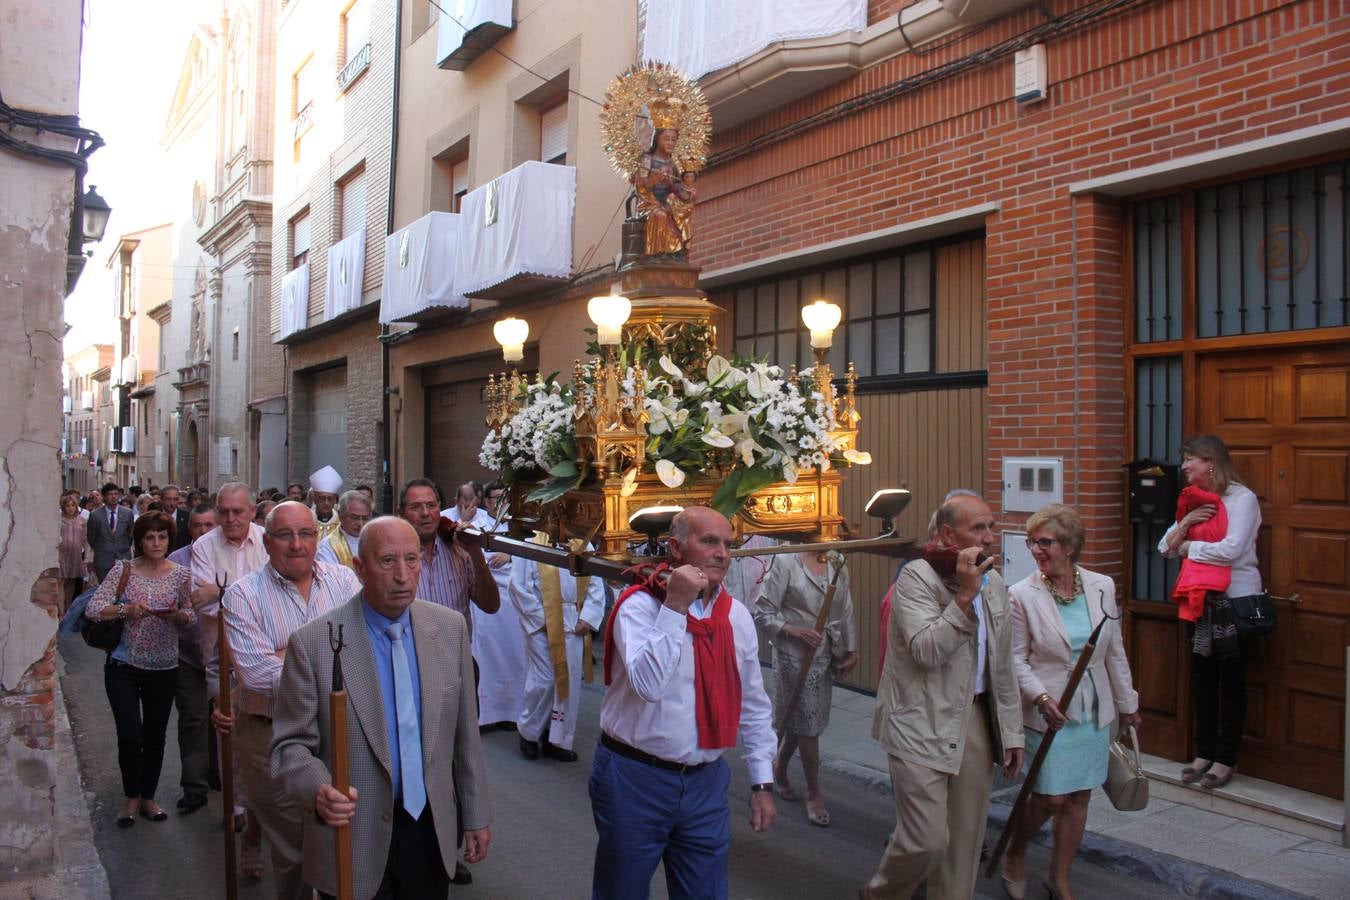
top-left (688, 0), bottom-right (1349, 796)
top-left (271, 0), bottom-right (394, 494)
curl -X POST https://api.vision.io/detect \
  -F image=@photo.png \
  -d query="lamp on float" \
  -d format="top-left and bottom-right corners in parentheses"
top-left (801, 300), bottom-right (842, 351)
top-left (629, 504), bottom-right (683, 557)
top-left (587, 293), bottom-right (632, 347)
top-left (493, 317), bottom-right (529, 368)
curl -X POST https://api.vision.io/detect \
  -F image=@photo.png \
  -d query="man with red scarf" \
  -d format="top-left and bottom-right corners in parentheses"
top-left (592, 506), bottom-right (777, 899)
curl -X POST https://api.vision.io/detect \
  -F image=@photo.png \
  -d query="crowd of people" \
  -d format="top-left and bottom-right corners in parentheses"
top-left (58, 431), bottom-right (1261, 900)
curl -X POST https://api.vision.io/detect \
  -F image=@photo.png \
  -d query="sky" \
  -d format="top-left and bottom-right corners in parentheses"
top-left (63, 0), bottom-right (210, 355)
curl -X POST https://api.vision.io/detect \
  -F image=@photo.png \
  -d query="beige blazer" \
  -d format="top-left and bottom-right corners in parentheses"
top-left (1008, 567), bottom-right (1139, 732)
top-left (271, 596), bottom-right (488, 900)
top-left (872, 559), bottom-right (1024, 775)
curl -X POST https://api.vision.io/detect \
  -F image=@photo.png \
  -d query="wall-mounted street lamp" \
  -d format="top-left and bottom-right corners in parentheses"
top-left (80, 184), bottom-right (112, 244)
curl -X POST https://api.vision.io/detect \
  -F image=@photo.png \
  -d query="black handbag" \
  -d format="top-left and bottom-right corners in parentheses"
top-left (1229, 592), bottom-right (1276, 638)
top-left (81, 562), bottom-right (131, 651)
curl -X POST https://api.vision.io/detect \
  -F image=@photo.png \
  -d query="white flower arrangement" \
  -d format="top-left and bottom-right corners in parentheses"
top-left (481, 351), bottom-right (867, 515)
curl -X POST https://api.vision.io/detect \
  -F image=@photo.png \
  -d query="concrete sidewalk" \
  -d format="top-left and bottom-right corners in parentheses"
top-left (815, 682), bottom-right (1350, 900)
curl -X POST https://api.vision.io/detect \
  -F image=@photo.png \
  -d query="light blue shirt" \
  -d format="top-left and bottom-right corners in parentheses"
top-left (973, 573), bottom-right (988, 694)
top-left (360, 598), bottom-right (423, 802)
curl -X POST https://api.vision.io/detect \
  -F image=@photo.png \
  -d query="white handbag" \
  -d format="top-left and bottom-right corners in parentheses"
top-left (1104, 725), bottom-right (1149, 811)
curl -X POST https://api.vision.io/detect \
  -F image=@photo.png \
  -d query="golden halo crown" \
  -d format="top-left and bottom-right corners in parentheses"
top-left (599, 62), bottom-right (711, 180)
top-left (648, 95), bottom-right (686, 131)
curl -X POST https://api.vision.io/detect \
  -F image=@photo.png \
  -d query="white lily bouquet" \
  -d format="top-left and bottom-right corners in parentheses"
top-left (480, 345), bottom-right (870, 517)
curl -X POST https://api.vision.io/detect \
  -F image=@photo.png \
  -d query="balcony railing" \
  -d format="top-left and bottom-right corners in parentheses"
top-left (293, 102), bottom-right (315, 141)
top-left (337, 42), bottom-right (371, 93)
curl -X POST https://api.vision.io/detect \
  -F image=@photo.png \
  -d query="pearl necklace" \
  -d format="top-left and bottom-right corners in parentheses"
top-left (1042, 569), bottom-right (1082, 606)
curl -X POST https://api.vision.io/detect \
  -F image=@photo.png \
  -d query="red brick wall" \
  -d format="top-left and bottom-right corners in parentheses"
top-left (693, 0), bottom-right (1350, 579)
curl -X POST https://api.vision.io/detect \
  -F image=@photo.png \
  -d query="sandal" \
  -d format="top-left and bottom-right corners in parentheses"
top-left (806, 800), bottom-right (831, 827)
top-left (240, 840), bottom-right (264, 881)
top-left (774, 777), bottom-right (800, 801)
top-left (1200, 765), bottom-right (1235, 790)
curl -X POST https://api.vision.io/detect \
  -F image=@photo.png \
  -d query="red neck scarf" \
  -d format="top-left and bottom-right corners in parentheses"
top-left (603, 565), bottom-right (742, 749)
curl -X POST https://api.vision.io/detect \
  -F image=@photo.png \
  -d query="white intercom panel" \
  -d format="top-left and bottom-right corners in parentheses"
top-left (1002, 457), bottom-right (1063, 513)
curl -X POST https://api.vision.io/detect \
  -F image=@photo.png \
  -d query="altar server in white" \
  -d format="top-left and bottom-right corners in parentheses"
top-left (472, 497), bottom-right (527, 730)
top-left (508, 538), bottom-right (605, 761)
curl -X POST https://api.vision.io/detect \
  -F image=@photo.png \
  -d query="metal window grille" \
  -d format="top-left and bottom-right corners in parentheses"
top-left (1132, 195), bottom-right (1183, 343)
top-left (729, 245), bottom-right (936, 380)
top-left (1196, 159), bottom-right (1349, 337)
top-left (1132, 355), bottom-right (1182, 602)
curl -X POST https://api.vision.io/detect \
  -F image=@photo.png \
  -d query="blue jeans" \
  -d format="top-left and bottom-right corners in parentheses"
top-left (589, 742), bottom-right (731, 900)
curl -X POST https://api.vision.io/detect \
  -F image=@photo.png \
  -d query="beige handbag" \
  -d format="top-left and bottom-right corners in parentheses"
top-left (1104, 724), bottom-right (1149, 811)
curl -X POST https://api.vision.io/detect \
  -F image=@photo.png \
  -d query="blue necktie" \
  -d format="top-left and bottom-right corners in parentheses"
top-left (386, 622), bottom-right (426, 819)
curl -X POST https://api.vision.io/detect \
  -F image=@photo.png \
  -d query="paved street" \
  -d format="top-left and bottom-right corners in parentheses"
top-left (57, 631), bottom-right (1196, 900)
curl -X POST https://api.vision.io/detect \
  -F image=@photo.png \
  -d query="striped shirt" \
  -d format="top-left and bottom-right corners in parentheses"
top-left (223, 559), bottom-right (362, 717)
top-left (417, 536), bottom-right (474, 619)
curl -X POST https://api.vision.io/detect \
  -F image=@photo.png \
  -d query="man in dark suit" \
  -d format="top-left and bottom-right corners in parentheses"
top-left (87, 481), bottom-right (133, 581)
top-left (272, 516), bottom-right (491, 900)
top-left (160, 484), bottom-right (192, 551)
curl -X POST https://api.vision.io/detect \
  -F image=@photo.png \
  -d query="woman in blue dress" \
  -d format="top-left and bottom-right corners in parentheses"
top-left (1001, 504), bottom-right (1141, 900)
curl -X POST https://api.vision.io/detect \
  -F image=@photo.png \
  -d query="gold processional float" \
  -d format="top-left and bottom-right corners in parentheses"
top-left (472, 63), bottom-right (911, 567)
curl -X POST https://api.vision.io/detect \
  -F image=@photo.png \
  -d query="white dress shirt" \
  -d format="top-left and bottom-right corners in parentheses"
top-left (442, 507), bottom-right (495, 529)
top-left (191, 523), bottom-right (268, 697)
top-left (600, 587), bottom-right (776, 784)
top-left (223, 560), bottom-right (362, 717)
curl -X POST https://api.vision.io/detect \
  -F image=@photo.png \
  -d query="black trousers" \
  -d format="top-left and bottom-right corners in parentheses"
top-left (1191, 644), bottom-right (1247, 766)
top-left (320, 806), bottom-right (449, 900)
top-left (174, 662), bottom-right (210, 797)
top-left (104, 660), bottom-right (178, 799)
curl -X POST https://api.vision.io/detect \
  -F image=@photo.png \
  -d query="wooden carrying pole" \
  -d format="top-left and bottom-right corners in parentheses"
top-left (329, 623), bottom-right (354, 900)
top-left (217, 613), bottom-right (239, 900)
top-left (775, 561), bottom-right (845, 733)
top-left (984, 616), bottom-right (1110, 878)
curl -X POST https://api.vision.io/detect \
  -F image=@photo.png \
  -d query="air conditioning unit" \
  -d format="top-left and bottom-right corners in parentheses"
top-left (121, 426), bottom-right (136, 454)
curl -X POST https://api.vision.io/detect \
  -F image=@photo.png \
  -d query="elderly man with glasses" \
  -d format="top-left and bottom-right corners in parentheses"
top-left (219, 500), bottom-right (362, 900)
top-left (315, 489), bottom-right (372, 571)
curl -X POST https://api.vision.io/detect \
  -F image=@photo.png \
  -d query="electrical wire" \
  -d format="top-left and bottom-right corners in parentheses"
top-left (424, 0), bottom-right (607, 109)
top-left (0, 89), bottom-right (105, 173)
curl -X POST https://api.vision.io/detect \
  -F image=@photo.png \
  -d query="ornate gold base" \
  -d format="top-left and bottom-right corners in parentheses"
top-left (508, 470), bottom-right (847, 560)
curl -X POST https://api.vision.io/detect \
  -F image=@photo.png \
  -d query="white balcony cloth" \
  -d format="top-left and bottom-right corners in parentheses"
top-left (280, 263), bottom-right (310, 338)
top-left (324, 228), bottom-right (367, 321)
top-left (380, 212), bottom-right (466, 324)
top-left (642, 0), bottom-right (866, 81)
top-left (456, 161), bottom-right (575, 296)
top-left (436, 0), bottom-right (512, 65)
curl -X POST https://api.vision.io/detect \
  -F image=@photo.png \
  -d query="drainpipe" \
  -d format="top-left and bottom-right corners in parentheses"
top-left (380, 0), bottom-right (403, 516)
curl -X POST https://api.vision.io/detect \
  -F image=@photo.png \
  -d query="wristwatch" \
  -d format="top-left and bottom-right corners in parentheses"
top-left (750, 783), bottom-right (773, 794)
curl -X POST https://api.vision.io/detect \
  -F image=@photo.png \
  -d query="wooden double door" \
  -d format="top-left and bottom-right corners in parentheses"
top-left (1189, 342), bottom-right (1349, 797)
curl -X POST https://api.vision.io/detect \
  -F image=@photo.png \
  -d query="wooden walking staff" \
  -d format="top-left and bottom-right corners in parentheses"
top-left (774, 554), bottom-right (845, 734)
top-left (328, 623), bottom-right (355, 900)
top-left (215, 574), bottom-right (238, 900)
top-left (984, 614), bottom-right (1111, 878)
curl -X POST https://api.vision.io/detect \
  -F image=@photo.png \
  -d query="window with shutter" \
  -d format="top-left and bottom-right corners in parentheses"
top-left (540, 102), bottom-right (567, 165)
top-left (340, 169), bottom-right (366, 239)
top-left (291, 211), bottom-right (311, 269)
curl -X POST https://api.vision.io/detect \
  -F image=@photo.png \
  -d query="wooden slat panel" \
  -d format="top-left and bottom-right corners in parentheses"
top-left (837, 385), bottom-right (987, 692)
top-left (935, 238), bottom-right (986, 373)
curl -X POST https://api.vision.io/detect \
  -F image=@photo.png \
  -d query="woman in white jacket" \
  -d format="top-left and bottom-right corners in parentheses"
top-left (1002, 504), bottom-right (1139, 900)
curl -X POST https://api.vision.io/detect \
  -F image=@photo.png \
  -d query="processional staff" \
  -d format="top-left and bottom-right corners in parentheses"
top-left (984, 611), bottom-right (1111, 878)
top-left (216, 574), bottom-right (238, 900)
top-left (329, 622), bottom-right (354, 900)
top-left (774, 553), bottom-right (845, 734)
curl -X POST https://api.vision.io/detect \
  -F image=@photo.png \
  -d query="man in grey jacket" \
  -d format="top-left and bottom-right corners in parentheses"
top-left (271, 516), bottom-right (491, 900)
top-left (864, 494), bottom-right (1024, 900)
top-left (86, 481), bottom-right (132, 581)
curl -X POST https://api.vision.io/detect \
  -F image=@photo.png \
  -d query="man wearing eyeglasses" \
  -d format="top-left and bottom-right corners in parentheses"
top-left (220, 501), bottom-right (362, 900)
top-left (315, 490), bottom-right (372, 571)
top-left (864, 493), bottom-right (1024, 900)
top-left (398, 478), bottom-right (499, 631)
